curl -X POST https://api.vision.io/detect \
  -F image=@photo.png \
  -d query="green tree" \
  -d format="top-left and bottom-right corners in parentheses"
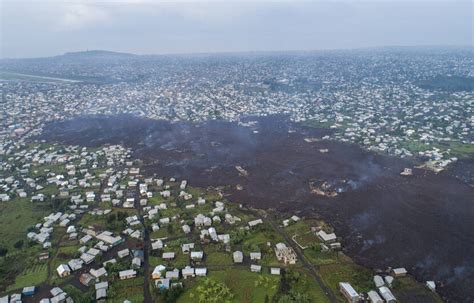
top-left (190, 278), bottom-right (234, 303)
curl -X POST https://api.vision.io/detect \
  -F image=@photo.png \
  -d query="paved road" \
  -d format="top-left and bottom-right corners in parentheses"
top-left (137, 196), bottom-right (153, 302)
top-left (259, 211), bottom-right (338, 303)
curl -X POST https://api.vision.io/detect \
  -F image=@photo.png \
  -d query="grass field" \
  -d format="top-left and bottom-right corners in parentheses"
top-left (178, 269), bottom-right (279, 303)
top-left (398, 140), bottom-right (474, 159)
top-left (242, 228), bottom-right (284, 251)
top-left (439, 141), bottom-right (474, 159)
top-left (6, 264), bottom-right (48, 291)
top-left (108, 276), bottom-right (145, 303)
top-left (0, 198), bottom-right (50, 250)
top-left (304, 247), bottom-right (342, 266)
top-left (392, 276), bottom-right (444, 303)
top-left (292, 269), bottom-right (331, 303)
top-left (205, 250), bottom-right (232, 266)
top-left (319, 263), bottom-right (373, 299)
top-left (63, 284), bottom-right (94, 303)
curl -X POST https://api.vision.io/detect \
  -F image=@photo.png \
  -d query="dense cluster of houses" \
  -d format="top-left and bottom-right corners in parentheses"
top-left (1, 139), bottom-right (303, 302)
top-left (1, 287), bottom-right (75, 303)
top-left (1, 49), bottom-right (472, 175)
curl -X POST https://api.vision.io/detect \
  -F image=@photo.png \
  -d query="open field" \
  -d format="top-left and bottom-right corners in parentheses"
top-left (6, 264), bottom-right (48, 292)
top-left (0, 198), bottom-right (50, 250)
top-left (178, 269), bottom-right (280, 303)
top-left (393, 276), bottom-right (444, 303)
top-left (108, 277), bottom-right (145, 303)
top-left (319, 263), bottom-right (373, 299)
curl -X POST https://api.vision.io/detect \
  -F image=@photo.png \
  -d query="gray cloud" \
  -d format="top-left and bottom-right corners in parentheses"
top-left (1, 0), bottom-right (472, 58)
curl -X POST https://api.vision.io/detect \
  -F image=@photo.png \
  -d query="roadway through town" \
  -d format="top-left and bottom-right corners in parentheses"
top-left (264, 213), bottom-right (338, 303)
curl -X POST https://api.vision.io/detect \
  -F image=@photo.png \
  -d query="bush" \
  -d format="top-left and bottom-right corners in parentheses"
top-left (14, 240), bottom-right (24, 249)
top-left (160, 284), bottom-right (184, 303)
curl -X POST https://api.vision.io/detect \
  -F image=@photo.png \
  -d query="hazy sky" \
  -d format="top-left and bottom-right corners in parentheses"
top-left (1, 0), bottom-right (472, 58)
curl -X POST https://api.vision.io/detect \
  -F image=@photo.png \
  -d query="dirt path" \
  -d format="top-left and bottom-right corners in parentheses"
top-left (264, 214), bottom-right (338, 303)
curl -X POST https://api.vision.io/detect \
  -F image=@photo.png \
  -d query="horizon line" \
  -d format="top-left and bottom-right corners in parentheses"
top-left (1, 44), bottom-right (473, 60)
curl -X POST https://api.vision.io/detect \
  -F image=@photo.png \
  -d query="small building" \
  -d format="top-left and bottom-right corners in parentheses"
top-left (79, 273), bottom-right (95, 286)
top-left (95, 281), bottom-right (109, 301)
top-left (373, 275), bottom-right (384, 288)
top-left (117, 248), bottom-right (130, 258)
top-left (162, 252), bottom-right (175, 260)
top-left (182, 224), bottom-right (191, 234)
top-left (80, 253), bottom-right (95, 265)
top-left (426, 281), bottom-right (436, 292)
top-left (9, 294), bottom-right (21, 303)
top-left (317, 230), bottom-right (337, 243)
top-left (270, 268), bottom-right (281, 275)
top-left (379, 286), bottom-right (397, 303)
top-left (151, 240), bottom-right (163, 250)
top-left (165, 269), bottom-right (180, 280)
top-left (339, 282), bottom-right (360, 303)
top-left (392, 267), bottom-right (407, 277)
top-left (39, 252), bottom-right (50, 261)
top-left (68, 259), bottom-right (83, 271)
top-left (132, 257), bottom-right (142, 268)
top-left (56, 264), bottom-right (71, 277)
top-left (119, 269), bottom-right (137, 280)
top-left (95, 281), bottom-right (108, 290)
top-left (155, 278), bottom-right (170, 290)
top-left (208, 227), bottom-right (218, 241)
top-left (250, 264), bottom-right (261, 273)
top-left (233, 251), bottom-right (243, 263)
top-left (181, 243), bottom-right (195, 253)
top-left (248, 219), bottom-right (263, 227)
top-left (80, 234), bottom-right (93, 244)
top-left (250, 252), bottom-right (261, 261)
top-left (195, 268), bottom-right (207, 277)
top-left (90, 267), bottom-right (107, 279)
top-left (182, 267), bottom-right (195, 279)
top-left (191, 251), bottom-right (204, 261)
top-left (22, 286), bottom-right (35, 296)
top-left (367, 290), bottom-right (383, 303)
top-left (50, 287), bottom-right (64, 297)
top-left (152, 265), bottom-right (166, 279)
top-left (385, 276), bottom-right (394, 287)
top-left (96, 288), bottom-right (107, 301)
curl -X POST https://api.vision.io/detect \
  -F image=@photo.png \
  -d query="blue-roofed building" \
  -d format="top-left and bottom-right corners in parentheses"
top-left (22, 286), bottom-right (36, 296)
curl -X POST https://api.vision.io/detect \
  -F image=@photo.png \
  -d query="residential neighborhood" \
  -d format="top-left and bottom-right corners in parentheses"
top-left (0, 140), bottom-right (443, 302)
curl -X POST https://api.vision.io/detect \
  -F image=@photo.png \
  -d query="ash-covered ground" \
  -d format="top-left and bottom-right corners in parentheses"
top-left (40, 114), bottom-right (474, 302)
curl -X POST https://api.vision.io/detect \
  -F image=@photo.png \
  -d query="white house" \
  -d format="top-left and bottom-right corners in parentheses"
top-left (339, 282), bottom-right (360, 303)
top-left (195, 268), bottom-right (207, 277)
top-left (56, 264), bottom-right (71, 277)
top-left (233, 251), bottom-right (243, 263)
top-left (250, 264), bottom-right (261, 273)
top-left (367, 290), bottom-right (383, 303)
top-left (119, 269), bottom-right (137, 280)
